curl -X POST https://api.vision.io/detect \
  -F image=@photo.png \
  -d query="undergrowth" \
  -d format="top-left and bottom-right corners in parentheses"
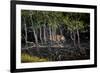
top-left (21, 53), bottom-right (48, 63)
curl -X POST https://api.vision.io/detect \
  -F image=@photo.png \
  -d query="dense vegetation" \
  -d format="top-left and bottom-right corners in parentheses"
top-left (21, 10), bottom-right (90, 63)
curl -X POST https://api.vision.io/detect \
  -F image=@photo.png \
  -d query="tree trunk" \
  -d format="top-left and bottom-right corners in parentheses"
top-left (49, 26), bottom-right (52, 45)
top-left (77, 29), bottom-right (81, 48)
top-left (60, 27), bottom-right (63, 36)
top-left (30, 14), bottom-right (40, 55)
top-left (23, 17), bottom-right (33, 55)
top-left (39, 27), bottom-right (43, 44)
top-left (51, 26), bottom-right (55, 44)
top-left (33, 29), bottom-right (38, 46)
top-left (70, 31), bottom-right (76, 48)
top-left (24, 18), bottom-right (27, 46)
top-left (33, 28), bottom-right (41, 56)
top-left (73, 32), bottom-right (76, 48)
top-left (30, 15), bottom-right (38, 46)
top-left (43, 24), bottom-right (46, 44)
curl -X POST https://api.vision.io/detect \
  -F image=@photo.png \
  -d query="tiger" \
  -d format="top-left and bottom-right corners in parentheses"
top-left (49, 35), bottom-right (65, 43)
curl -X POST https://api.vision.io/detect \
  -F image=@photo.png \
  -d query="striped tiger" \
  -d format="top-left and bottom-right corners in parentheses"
top-left (49, 35), bottom-right (65, 43)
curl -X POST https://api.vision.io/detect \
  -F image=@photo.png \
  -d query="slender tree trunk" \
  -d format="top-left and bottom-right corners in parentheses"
top-left (54, 28), bottom-right (56, 40)
top-left (55, 28), bottom-right (57, 42)
top-left (52, 28), bottom-right (55, 41)
top-left (24, 18), bottom-right (27, 46)
top-left (77, 29), bottom-right (81, 48)
top-left (60, 28), bottom-right (63, 36)
top-left (70, 31), bottom-right (76, 48)
top-left (30, 16), bottom-right (38, 46)
top-left (43, 24), bottom-right (46, 44)
top-left (73, 32), bottom-right (76, 48)
top-left (33, 29), bottom-right (38, 46)
top-left (51, 26), bottom-right (54, 44)
top-left (39, 27), bottom-right (43, 44)
top-left (33, 29), bottom-right (41, 56)
top-left (48, 26), bottom-right (52, 59)
top-left (49, 26), bottom-right (52, 45)
top-left (55, 29), bottom-right (58, 44)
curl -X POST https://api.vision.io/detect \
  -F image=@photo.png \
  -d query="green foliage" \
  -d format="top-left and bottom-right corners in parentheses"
top-left (63, 13), bottom-right (86, 31)
top-left (21, 53), bottom-right (48, 63)
top-left (21, 10), bottom-right (89, 30)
